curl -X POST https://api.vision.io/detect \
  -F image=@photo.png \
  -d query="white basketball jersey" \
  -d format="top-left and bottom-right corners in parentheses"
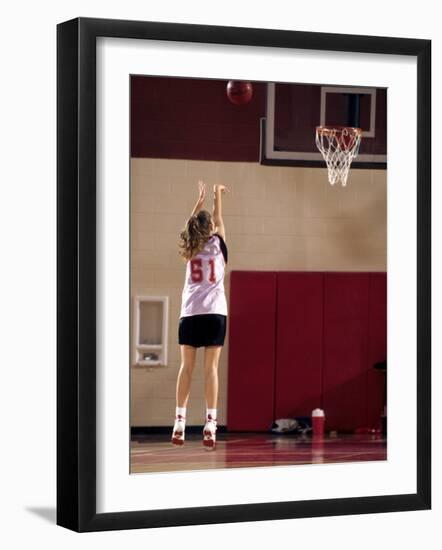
top-left (180, 234), bottom-right (228, 317)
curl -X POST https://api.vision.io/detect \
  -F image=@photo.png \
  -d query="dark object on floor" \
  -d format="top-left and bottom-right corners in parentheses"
top-left (374, 360), bottom-right (386, 370)
top-left (270, 417), bottom-right (312, 435)
top-left (354, 427), bottom-right (382, 435)
top-left (373, 359), bottom-right (387, 435)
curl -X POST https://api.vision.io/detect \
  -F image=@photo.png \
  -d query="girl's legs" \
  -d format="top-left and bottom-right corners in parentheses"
top-left (203, 345), bottom-right (222, 409)
top-left (203, 346), bottom-right (222, 450)
top-left (172, 345), bottom-right (197, 446)
top-left (176, 345), bottom-right (197, 408)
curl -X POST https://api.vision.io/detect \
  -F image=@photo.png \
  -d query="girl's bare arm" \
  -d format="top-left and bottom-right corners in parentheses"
top-left (212, 184), bottom-right (229, 240)
top-left (190, 180), bottom-right (206, 217)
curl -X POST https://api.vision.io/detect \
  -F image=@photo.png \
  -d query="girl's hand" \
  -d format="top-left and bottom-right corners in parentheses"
top-left (198, 180), bottom-right (206, 202)
top-left (213, 184), bottom-right (230, 194)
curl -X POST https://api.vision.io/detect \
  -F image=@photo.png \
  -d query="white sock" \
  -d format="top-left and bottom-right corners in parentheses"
top-left (176, 407), bottom-right (186, 420)
top-left (206, 408), bottom-right (217, 423)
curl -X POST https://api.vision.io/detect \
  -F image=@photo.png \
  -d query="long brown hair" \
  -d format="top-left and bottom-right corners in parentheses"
top-left (178, 210), bottom-right (213, 261)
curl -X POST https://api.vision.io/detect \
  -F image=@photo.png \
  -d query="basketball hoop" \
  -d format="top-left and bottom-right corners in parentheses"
top-left (315, 126), bottom-right (362, 186)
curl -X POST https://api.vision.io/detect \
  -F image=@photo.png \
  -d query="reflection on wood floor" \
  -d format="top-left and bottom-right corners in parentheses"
top-left (130, 432), bottom-right (387, 474)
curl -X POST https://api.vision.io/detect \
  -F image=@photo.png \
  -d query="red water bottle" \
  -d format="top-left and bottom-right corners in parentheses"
top-left (312, 408), bottom-right (325, 437)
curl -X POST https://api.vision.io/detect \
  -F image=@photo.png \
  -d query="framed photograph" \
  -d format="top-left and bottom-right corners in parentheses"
top-left (57, 17), bottom-right (431, 532)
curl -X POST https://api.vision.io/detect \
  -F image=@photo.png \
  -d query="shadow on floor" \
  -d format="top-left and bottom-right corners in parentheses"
top-left (25, 507), bottom-right (56, 524)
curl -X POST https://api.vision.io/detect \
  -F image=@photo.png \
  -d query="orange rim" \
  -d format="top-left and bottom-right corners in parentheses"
top-left (316, 125), bottom-right (362, 136)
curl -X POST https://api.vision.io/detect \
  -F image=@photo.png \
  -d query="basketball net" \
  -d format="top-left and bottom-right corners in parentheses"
top-left (315, 126), bottom-right (362, 186)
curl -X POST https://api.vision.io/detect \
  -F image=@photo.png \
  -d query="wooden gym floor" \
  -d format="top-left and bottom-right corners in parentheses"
top-left (130, 432), bottom-right (387, 474)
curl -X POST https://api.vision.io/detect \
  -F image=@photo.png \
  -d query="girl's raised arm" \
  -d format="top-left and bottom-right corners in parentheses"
top-left (212, 184), bottom-right (229, 241)
top-left (190, 180), bottom-right (206, 217)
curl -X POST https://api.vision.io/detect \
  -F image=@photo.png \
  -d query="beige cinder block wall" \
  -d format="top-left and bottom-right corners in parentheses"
top-left (130, 158), bottom-right (386, 427)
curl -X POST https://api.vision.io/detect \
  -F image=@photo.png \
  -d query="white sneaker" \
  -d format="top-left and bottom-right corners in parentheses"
top-left (203, 415), bottom-right (217, 451)
top-left (171, 415), bottom-right (186, 446)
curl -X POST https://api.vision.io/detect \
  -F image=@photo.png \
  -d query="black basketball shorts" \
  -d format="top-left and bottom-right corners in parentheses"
top-left (178, 314), bottom-right (227, 348)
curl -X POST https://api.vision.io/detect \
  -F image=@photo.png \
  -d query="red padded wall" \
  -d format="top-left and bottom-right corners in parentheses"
top-left (367, 273), bottom-right (387, 426)
top-left (227, 271), bottom-right (386, 432)
top-left (227, 271), bottom-right (277, 431)
top-left (274, 272), bottom-right (323, 418)
top-left (322, 273), bottom-right (370, 431)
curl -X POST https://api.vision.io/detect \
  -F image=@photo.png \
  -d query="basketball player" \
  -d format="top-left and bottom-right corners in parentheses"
top-left (172, 180), bottom-right (229, 451)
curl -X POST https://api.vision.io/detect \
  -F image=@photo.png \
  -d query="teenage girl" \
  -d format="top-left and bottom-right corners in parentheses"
top-left (172, 180), bottom-right (229, 451)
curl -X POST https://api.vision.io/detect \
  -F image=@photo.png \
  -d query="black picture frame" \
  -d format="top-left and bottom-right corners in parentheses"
top-left (57, 17), bottom-right (431, 532)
